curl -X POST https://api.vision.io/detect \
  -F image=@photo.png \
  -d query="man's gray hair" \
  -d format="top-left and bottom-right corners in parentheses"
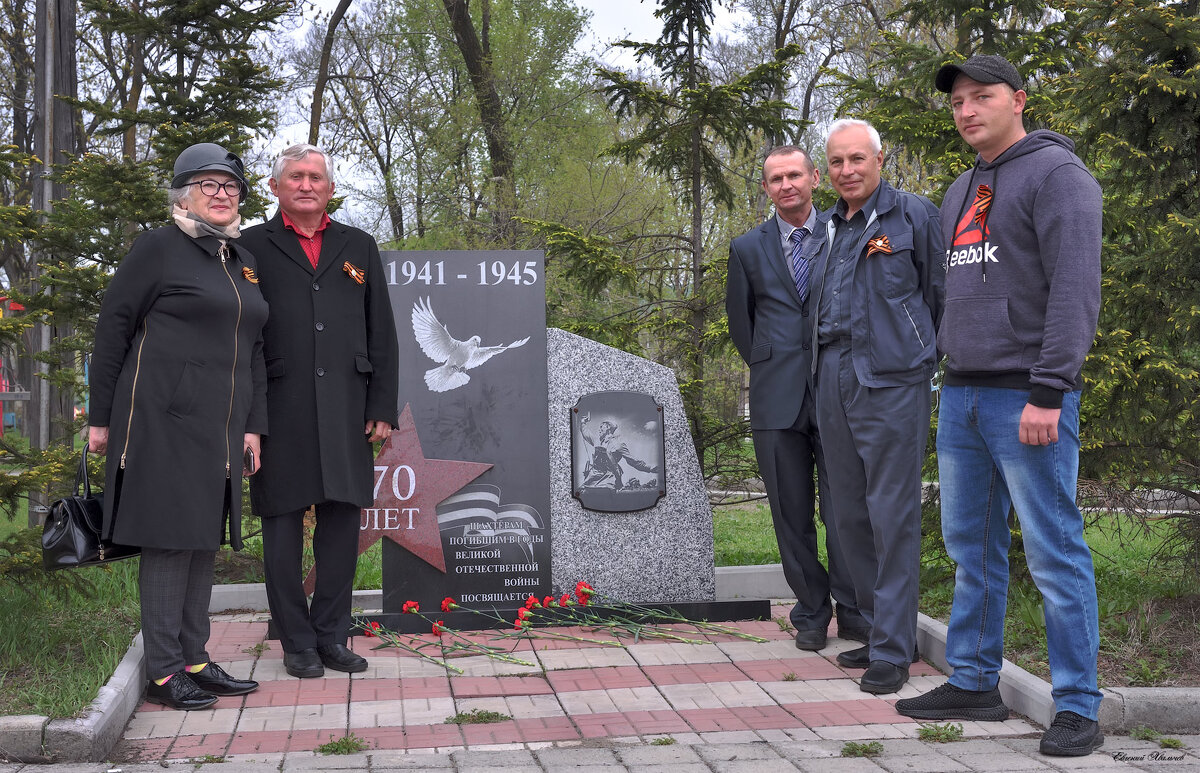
top-left (271, 143), bottom-right (335, 184)
top-left (826, 119), bottom-right (882, 154)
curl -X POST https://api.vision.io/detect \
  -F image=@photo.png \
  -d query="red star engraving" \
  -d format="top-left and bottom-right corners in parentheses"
top-left (302, 403), bottom-right (492, 593)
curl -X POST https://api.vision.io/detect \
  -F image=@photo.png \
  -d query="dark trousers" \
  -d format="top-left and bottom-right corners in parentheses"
top-left (816, 345), bottom-right (929, 666)
top-left (140, 547), bottom-right (216, 680)
top-left (752, 399), bottom-right (864, 633)
top-left (262, 501), bottom-right (360, 652)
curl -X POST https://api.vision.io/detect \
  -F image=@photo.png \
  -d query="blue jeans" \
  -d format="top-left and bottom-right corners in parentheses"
top-left (938, 386), bottom-right (1102, 720)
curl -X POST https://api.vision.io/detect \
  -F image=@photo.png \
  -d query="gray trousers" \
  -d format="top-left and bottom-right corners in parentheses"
top-left (815, 345), bottom-right (929, 666)
top-left (139, 547), bottom-right (216, 681)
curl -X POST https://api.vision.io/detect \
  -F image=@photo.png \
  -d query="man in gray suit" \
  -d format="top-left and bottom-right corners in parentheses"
top-left (805, 120), bottom-right (944, 694)
top-left (726, 145), bottom-right (867, 651)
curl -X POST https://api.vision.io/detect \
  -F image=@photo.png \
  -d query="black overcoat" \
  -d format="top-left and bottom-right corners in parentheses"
top-left (88, 225), bottom-right (268, 551)
top-left (239, 213), bottom-right (400, 517)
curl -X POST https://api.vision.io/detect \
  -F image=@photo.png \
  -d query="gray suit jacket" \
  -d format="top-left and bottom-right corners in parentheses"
top-left (726, 215), bottom-right (817, 431)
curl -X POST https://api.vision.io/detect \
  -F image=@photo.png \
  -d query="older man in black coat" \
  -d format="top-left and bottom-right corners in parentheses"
top-left (240, 143), bottom-right (400, 679)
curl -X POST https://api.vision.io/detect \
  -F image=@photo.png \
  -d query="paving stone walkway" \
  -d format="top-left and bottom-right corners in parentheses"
top-left (4, 605), bottom-right (1197, 772)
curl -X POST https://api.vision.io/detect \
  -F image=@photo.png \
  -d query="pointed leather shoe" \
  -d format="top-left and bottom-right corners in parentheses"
top-left (144, 671), bottom-right (218, 711)
top-left (284, 648), bottom-right (325, 679)
top-left (317, 643), bottom-right (367, 673)
top-left (190, 662), bottom-right (258, 696)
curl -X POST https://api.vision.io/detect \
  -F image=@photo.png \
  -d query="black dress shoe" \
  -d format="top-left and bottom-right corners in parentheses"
top-left (144, 671), bottom-right (218, 711)
top-left (838, 626), bottom-right (870, 644)
top-left (317, 643), bottom-right (367, 673)
top-left (860, 661), bottom-right (909, 694)
top-left (793, 629), bottom-right (827, 651)
top-left (837, 645), bottom-right (869, 669)
top-left (284, 648), bottom-right (325, 678)
top-left (189, 662), bottom-right (259, 696)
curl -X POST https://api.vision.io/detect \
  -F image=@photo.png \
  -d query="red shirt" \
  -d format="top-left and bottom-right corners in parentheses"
top-left (281, 211), bottom-right (332, 269)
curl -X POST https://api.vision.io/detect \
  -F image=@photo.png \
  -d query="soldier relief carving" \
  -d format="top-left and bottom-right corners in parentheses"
top-left (571, 391), bottom-right (666, 513)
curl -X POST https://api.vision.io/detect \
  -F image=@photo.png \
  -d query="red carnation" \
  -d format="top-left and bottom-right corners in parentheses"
top-left (543, 595), bottom-right (557, 607)
top-left (559, 593), bottom-right (573, 607)
top-left (402, 600), bottom-right (419, 614)
top-left (432, 620), bottom-right (445, 637)
top-left (525, 594), bottom-right (541, 609)
top-left (440, 597), bottom-right (458, 613)
top-left (363, 621), bottom-right (382, 638)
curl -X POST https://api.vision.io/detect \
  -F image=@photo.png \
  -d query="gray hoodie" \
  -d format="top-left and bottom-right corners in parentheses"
top-left (937, 129), bottom-right (1101, 409)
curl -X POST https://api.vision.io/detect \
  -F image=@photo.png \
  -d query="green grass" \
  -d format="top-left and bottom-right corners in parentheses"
top-left (314, 733), bottom-right (369, 755)
top-left (917, 723), bottom-right (964, 742)
top-left (841, 741), bottom-right (883, 757)
top-left (713, 501), bottom-right (828, 567)
top-left (0, 530), bottom-right (140, 717)
top-left (445, 708), bottom-right (511, 724)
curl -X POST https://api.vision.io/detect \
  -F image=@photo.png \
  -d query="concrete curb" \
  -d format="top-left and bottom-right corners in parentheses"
top-left (11, 565), bottom-right (1199, 763)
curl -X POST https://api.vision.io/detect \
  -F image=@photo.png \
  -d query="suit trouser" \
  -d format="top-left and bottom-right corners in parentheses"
top-left (815, 345), bottom-right (929, 666)
top-left (752, 399), bottom-right (865, 633)
top-left (262, 501), bottom-right (360, 653)
top-left (140, 547), bottom-right (216, 680)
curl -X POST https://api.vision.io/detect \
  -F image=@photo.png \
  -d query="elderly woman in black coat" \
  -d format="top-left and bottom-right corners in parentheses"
top-left (87, 143), bottom-right (268, 711)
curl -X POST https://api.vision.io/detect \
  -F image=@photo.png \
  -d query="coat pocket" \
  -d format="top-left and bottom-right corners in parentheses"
top-left (166, 361), bottom-right (203, 418)
top-left (355, 354), bottom-right (374, 374)
top-left (265, 357), bottom-right (286, 379)
top-left (748, 343), bottom-right (772, 365)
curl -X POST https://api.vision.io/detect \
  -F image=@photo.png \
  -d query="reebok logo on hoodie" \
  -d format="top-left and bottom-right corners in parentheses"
top-left (947, 184), bottom-right (998, 267)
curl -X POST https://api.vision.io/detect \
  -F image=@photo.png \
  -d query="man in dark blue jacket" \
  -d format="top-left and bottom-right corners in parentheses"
top-left (726, 146), bottom-right (867, 652)
top-left (804, 119), bottom-right (944, 694)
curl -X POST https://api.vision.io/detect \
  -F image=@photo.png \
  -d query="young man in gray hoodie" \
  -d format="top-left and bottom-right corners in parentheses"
top-left (894, 55), bottom-right (1103, 757)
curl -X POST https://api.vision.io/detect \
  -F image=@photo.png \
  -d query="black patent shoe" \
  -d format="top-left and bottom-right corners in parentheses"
top-left (144, 671), bottom-right (218, 711)
top-left (189, 662), bottom-right (259, 696)
top-left (317, 643), bottom-right (367, 673)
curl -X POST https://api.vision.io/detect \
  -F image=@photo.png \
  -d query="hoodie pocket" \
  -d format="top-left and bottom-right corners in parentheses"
top-left (938, 296), bottom-right (1028, 372)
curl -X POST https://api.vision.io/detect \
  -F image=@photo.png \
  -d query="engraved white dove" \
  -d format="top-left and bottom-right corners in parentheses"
top-left (411, 297), bottom-right (530, 392)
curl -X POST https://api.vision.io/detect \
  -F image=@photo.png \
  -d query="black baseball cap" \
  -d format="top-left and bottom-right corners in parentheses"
top-left (935, 55), bottom-right (1024, 93)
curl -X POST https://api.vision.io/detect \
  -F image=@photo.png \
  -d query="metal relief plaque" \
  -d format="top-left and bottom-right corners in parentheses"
top-left (571, 391), bottom-right (666, 512)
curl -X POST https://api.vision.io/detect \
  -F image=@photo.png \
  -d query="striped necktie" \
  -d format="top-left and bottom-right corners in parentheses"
top-left (789, 227), bottom-right (811, 303)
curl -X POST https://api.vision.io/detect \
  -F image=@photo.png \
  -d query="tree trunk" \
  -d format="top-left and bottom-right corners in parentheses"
top-left (440, 0), bottom-right (515, 239)
top-left (309, 0), bottom-right (354, 146)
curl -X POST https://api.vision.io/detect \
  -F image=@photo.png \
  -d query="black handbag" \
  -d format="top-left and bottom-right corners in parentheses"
top-left (42, 449), bottom-right (140, 570)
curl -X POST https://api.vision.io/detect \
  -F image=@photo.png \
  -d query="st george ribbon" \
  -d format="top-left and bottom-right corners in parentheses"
top-left (373, 251), bottom-right (551, 615)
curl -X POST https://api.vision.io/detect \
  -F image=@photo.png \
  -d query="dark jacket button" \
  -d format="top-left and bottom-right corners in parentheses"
top-left (316, 367), bottom-right (325, 377)
top-left (312, 282), bottom-right (320, 291)
top-left (315, 322), bottom-right (324, 331)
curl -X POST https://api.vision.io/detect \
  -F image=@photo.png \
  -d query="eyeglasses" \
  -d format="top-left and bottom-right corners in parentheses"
top-left (184, 179), bottom-right (245, 197)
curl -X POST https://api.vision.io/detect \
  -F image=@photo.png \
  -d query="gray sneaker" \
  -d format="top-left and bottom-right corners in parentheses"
top-left (894, 682), bottom-right (1009, 721)
top-left (1040, 710), bottom-right (1103, 756)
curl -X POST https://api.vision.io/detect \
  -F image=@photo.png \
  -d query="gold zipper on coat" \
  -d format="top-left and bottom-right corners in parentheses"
top-left (219, 244), bottom-right (243, 479)
top-left (119, 321), bottom-right (150, 469)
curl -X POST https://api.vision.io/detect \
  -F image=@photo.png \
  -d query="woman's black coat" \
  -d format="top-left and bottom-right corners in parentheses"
top-left (238, 213), bottom-right (399, 517)
top-left (88, 225), bottom-right (268, 551)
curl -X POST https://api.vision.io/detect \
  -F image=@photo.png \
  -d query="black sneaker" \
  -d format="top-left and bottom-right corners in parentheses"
top-left (894, 682), bottom-right (1009, 721)
top-left (1040, 710), bottom-right (1103, 756)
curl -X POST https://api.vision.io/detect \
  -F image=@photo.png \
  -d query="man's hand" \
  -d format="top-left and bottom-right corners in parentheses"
top-left (1019, 404), bottom-right (1060, 446)
top-left (366, 420), bottom-right (392, 443)
top-left (88, 426), bottom-right (109, 454)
